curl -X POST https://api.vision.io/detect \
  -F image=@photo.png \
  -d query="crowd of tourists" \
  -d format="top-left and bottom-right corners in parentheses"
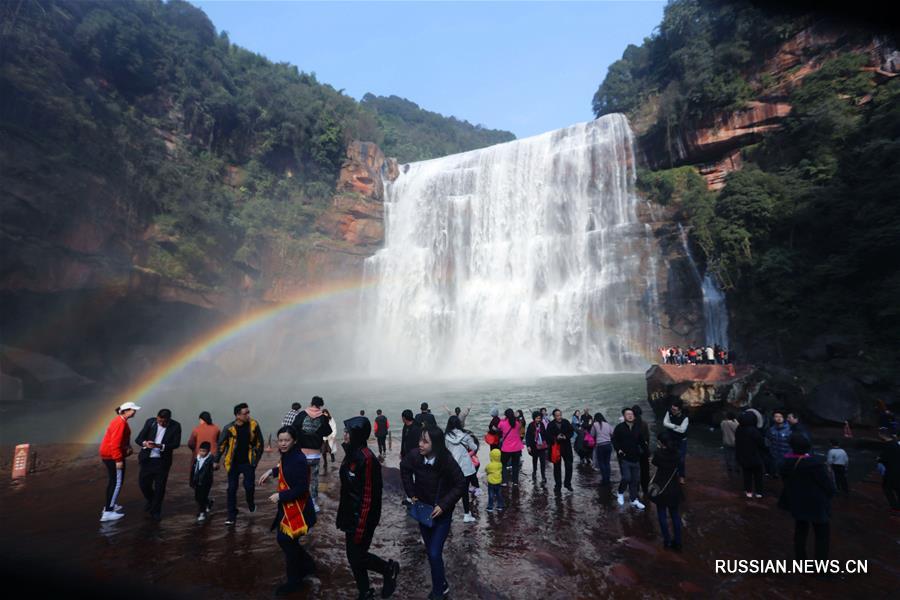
top-left (658, 343), bottom-right (735, 365)
top-left (98, 396), bottom-right (900, 599)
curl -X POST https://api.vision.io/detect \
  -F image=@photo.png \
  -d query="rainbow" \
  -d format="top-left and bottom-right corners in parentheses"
top-left (79, 277), bottom-right (375, 445)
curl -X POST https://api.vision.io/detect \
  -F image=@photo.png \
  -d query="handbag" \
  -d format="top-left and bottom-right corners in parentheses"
top-left (648, 468), bottom-right (676, 500)
top-left (484, 432), bottom-right (499, 446)
top-left (550, 443), bottom-right (561, 464)
top-left (408, 480), bottom-right (441, 528)
top-left (584, 432), bottom-right (596, 448)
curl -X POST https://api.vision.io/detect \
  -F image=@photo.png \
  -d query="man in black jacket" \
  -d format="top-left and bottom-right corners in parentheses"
top-left (415, 402), bottom-right (437, 428)
top-left (612, 407), bottom-right (645, 510)
top-left (400, 410), bottom-right (421, 461)
top-left (135, 408), bottom-right (182, 520)
top-left (338, 417), bottom-right (400, 600)
top-left (546, 409), bottom-right (574, 493)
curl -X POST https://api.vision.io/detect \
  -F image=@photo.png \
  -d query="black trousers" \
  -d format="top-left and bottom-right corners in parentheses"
top-left (794, 520), bottom-right (829, 560)
top-left (138, 459), bottom-right (170, 517)
top-left (831, 465), bottom-right (849, 493)
top-left (102, 459), bottom-right (125, 511)
top-left (194, 482), bottom-right (212, 513)
top-left (742, 466), bottom-right (764, 494)
top-left (553, 445), bottom-right (573, 488)
top-left (376, 435), bottom-right (387, 455)
top-left (639, 452), bottom-right (650, 495)
top-left (277, 531), bottom-right (316, 584)
top-left (346, 531), bottom-right (388, 594)
top-left (531, 448), bottom-right (547, 481)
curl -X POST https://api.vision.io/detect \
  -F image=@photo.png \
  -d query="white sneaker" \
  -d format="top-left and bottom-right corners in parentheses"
top-left (113, 504), bottom-right (123, 512)
top-left (100, 510), bottom-right (124, 522)
top-left (631, 499), bottom-right (645, 510)
top-left (473, 488), bottom-right (482, 497)
top-left (617, 493), bottom-right (625, 506)
top-left (197, 513), bottom-right (206, 523)
top-left (463, 513), bottom-right (476, 523)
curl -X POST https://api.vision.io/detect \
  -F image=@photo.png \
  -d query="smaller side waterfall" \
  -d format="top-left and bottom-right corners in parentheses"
top-left (678, 225), bottom-right (729, 346)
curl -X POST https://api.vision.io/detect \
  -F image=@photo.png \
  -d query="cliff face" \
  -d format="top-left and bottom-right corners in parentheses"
top-left (0, 139), bottom-right (387, 398)
top-left (638, 23), bottom-right (899, 188)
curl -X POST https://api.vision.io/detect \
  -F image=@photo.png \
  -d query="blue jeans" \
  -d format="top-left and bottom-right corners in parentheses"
top-left (487, 483), bottom-right (504, 510)
top-left (677, 439), bottom-right (687, 478)
top-left (594, 443), bottom-right (612, 484)
top-left (657, 505), bottom-right (682, 545)
top-left (420, 514), bottom-right (452, 596)
top-left (227, 463), bottom-right (256, 519)
top-left (618, 459), bottom-right (640, 500)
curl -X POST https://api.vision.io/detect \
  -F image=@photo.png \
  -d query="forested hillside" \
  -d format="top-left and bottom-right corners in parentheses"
top-left (593, 0), bottom-right (900, 361)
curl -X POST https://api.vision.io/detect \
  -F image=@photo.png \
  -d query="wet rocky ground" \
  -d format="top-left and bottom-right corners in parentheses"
top-left (1, 435), bottom-right (898, 599)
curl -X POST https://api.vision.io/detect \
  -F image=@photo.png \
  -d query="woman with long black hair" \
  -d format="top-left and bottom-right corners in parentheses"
top-left (498, 408), bottom-right (524, 485)
top-left (401, 426), bottom-right (467, 600)
top-left (650, 431), bottom-right (683, 550)
top-left (258, 426), bottom-right (316, 596)
top-left (591, 412), bottom-right (614, 485)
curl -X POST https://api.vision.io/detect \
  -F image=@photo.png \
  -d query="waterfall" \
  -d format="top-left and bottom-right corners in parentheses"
top-left (360, 115), bottom-right (662, 377)
top-left (678, 224), bottom-right (730, 346)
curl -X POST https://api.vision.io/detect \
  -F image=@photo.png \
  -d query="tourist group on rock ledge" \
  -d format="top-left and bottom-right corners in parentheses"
top-left (658, 343), bottom-right (735, 365)
top-left (99, 397), bottom-right (900, 599)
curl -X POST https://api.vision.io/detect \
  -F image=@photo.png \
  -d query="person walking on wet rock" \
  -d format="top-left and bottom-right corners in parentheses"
top-left (400, 409), bottom-right (422, 461)
top-left (525, 410), bottom-right (549, 485)
top-left (445, 416), bottom-right (479, 523)
top-left (291, 396), bottom-right (333, 513)
top-left (498, 408), bottom-right (523, 486)
top-left (135, 408), bottom-right (182, 521)
top-left (826, 439), bottom-right (850, 495)
top-left (401, 426), bottom-right (466, 600)
top-left (632, 404), bottom-right (651, 495)
top-left (767, 410), bottom-right (792, 479)
top-left (547, 408), bottom-right (574, 493)
top-left (778, 433), bottom-right (835, 561)
top-left (650, 431), bottom-right (683, 550)
top-left (259, 426), bottom-right (317, 596)
top-left (338, 416), bottom-right (400, 600)
top-left (190, 441), bottom-right (215, 522)
top-left (663, 399), bottom-right (689, 484)
top-left (720, 412), bottom-right (739, 475)
top-left (374, 409), bottom-right (390, 459)
top-left (612, 407), bottom-right (645, 510)
top-left (188, 411), bottom-right (220, 461)
top-left (217, 402), bottom-right (264, 526)
top-left (735, 412), bottom-right (766, 498)
top-left (99, 401), bottom-right (140, 522)
top-left (591, 412), bottom-right (614, 486)
top-left (877, 430), bottom-right (900, 511)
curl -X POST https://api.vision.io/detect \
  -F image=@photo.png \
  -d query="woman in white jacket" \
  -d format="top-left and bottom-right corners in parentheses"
top-left (445, 415), bottom-right (478, 523)
top-left (321, 409), bottom-right (338, 467)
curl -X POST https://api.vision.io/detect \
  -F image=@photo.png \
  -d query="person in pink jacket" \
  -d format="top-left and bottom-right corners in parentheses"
top-left (497, 409), bottom-right (524, 486)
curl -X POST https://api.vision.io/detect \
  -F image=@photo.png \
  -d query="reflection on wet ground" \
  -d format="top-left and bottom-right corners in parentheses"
top-left (1, 442), bottom-right (898, 599)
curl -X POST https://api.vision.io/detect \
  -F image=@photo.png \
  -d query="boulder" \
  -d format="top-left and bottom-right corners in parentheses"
top-left (0, 345), bottom-right (93, 400)
top-left (646, 364), bottom-right (758, 421)
top-left (810, 377), bottom-right (863, 423)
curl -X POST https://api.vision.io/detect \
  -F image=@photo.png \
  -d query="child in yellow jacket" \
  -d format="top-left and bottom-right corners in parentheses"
top-left (486, 448), bottom-right (504, 511)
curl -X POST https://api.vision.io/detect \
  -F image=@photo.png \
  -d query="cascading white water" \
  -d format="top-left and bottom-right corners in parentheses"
top-left (678, 224), bottom-right (730, 346)
top-left (360, 114), bottom-right (662, 377)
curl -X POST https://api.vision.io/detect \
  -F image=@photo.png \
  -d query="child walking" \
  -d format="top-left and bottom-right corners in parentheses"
top-left (826, 439), bottom-right (850, 494)
top-left (190, 441), bottom-right (215, 522)
top-left (486, 448), bottom-right (504, 512)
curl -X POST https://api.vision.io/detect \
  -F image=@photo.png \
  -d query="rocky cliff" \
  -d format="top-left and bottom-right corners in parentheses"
top-left (637, 22), bottom-right (899, 188)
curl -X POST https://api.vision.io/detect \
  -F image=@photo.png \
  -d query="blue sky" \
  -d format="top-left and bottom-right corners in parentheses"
top-left (192, 1), bottom-right (665, 138)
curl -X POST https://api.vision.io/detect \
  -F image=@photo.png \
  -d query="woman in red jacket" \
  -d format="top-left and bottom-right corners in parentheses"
top-left (99, 401), bottom-right (140, 522)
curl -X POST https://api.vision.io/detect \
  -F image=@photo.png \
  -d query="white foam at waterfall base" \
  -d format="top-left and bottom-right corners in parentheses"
top-left (359, 114), bottom-right (662, 378)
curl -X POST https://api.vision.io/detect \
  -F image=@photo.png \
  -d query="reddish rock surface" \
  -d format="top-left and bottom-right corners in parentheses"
top-left (1, 443), bottom-right (896, 598)
top-left (646, 364), bottom-right (759, 415)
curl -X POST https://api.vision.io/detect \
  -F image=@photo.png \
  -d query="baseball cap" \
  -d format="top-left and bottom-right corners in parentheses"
top-left (119, 401), bottom-right (141, 411)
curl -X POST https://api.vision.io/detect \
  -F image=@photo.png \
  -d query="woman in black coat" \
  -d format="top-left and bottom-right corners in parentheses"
top-left (400, 426), bottom-right (466, 600)
top-left (258, 426), bottom-right (315, 596)
top-left (735, 411), bottom-right (767, 498)
top-left (650, 431), bottom-right (683, 550)
top-left (779, 433), bottom-right (835, 560)
top-left (337, 417), bottom-right (399, 600)
top-left (525, 411), bottom-right (549, 484)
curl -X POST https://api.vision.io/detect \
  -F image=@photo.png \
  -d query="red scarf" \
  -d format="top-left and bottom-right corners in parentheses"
top-left (278, 459), bottom-right (309, 539)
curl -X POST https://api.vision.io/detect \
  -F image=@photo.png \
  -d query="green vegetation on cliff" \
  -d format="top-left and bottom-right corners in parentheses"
top-left (0, 0), bottom-right (511, 289)
top-left (361, 94), bottom-right (515, 163)
top-left (604, 1), bottom-right (900, 357)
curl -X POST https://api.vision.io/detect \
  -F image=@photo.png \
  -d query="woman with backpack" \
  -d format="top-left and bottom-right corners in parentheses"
top-left (650, 431), bottom-right (683, 550)
top-left (445, 416), bottom-right (479, 523)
